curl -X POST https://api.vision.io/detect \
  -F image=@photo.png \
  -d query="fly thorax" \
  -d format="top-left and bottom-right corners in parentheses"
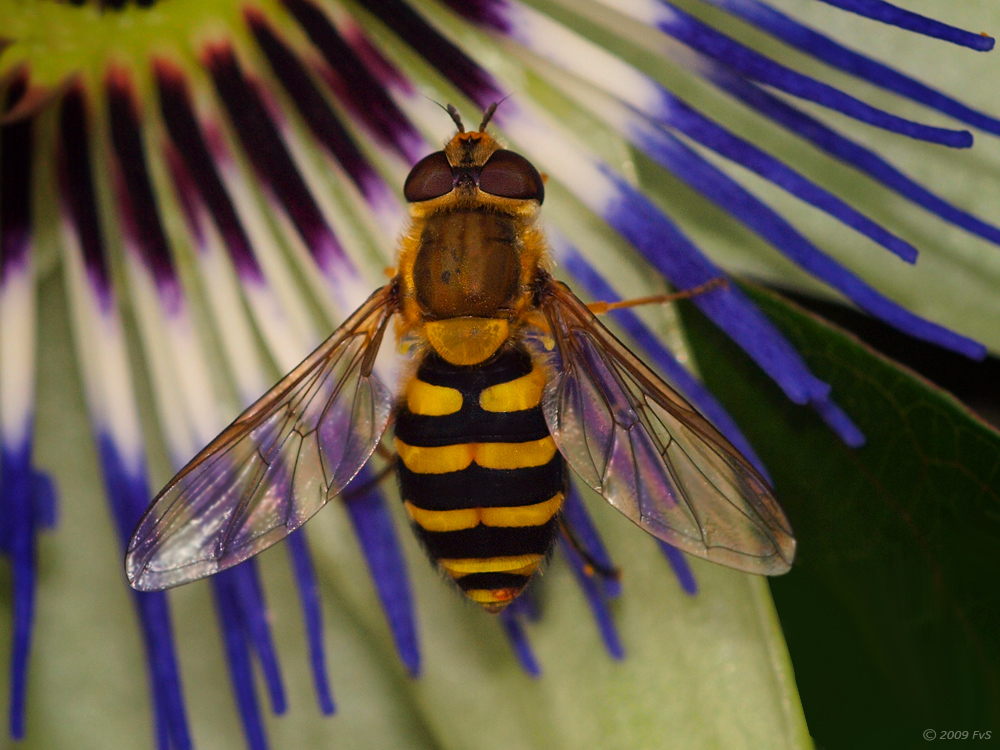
top-left (413, 209), bottom-right (523, 365)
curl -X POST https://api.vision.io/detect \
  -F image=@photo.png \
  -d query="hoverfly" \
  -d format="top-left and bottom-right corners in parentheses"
top-left (126, 105), bottom-right (795, 611)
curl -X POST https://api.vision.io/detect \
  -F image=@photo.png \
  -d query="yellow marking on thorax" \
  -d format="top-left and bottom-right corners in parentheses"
top-left (404, 492), bottom-right (564, 532)
top-left (475, 437), bottom-right (557, 470)
top-left (438, 554), bottom-right (542, 577)
top-left (424, 317), bottom-right (509, 365)
top-left (406, 379), bottom-right (463, 416)
top-left (479, 365), bottom-right (546, 412)
top-left (396, 436), bottom-right (557, 474)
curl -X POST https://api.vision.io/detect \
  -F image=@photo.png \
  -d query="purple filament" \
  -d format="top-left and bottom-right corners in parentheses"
top-left (286, 530), bottom-right (336, 714)
top-left (600, 171), bottom-right (830, 405)
top-left (814, 0), bottom-right (995, 50)
top-left (59, 84), bottom-right (192, 748)
top-left (342, 469), bottom-right (421, 676)
top-left (0, 81), bottom-right (44, 741)
top-left (361, 0), bottom-right (506, 105)
top-left (559, 532), bottom-right (624, 660)
top-left (701, 0), bottom-right (999, 131)
top-left (104, 69), bottom-right (181, 300)
top-left (504, 590), bottom-right (540, 622)
top-left (212, 571), bottom-right (270, 750)
top-left (442, 0), bottom-right (992, 230)
top-left (0, 443), bottom-right (40, 740)
top-left (649, 91), bottom-right (919, 264)
top-left (498, 608), bottom-right (541, 676)
top-left (202, 43), bottom-right (348, 274)
top-left (1, 78), bottom-right (32, 272)
top-left (706, 66), bottom-right (1000, 249)
top-left (560, 487), bottom-right (622, 599)
top-left (57, 87), bottom-right (114, 309)
top-left (155, 62), bottom-right (265, 283)
top-left (629, 115), bottom-right (985, 360)
top-left (657, 542), bottom-right (698, 596)
top-left (246, 10), bottom-right (393, 205)
top-left (97, 436), bottom-right (192, 750)
top-left (229, 563), bottom-right (288, 715)
top-left (281, 0), bottom-right (426, 163)
top-left (653, 1), bottom-right (972, 147)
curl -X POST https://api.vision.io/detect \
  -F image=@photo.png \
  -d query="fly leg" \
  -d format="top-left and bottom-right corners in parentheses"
top-left (587, 277), bottom-right (727, 315)
top-left (557, 515), bottom-right (621, 583)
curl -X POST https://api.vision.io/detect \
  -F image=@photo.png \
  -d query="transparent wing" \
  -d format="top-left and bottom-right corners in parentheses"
top-left (126, 285), bottom-right (397, 590)
top-left (538, 279), bottom-right (795, 575)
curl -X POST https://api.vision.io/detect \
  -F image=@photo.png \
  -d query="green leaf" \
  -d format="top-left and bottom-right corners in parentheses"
top-left (681, 286), bottom-right (1000, 749)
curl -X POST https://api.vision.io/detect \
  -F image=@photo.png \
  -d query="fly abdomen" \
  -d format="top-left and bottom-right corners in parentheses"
top-left (394, 344), bottom-right (566, 612)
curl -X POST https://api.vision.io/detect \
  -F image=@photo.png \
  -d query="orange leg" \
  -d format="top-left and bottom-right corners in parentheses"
top-left (587, 277), bottom-right (727, 315)
top-left (558, 516), bottom-right (621, 582)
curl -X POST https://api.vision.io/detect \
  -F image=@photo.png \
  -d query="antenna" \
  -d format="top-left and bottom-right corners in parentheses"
top-left (445, 103), bottom-right (465, 133)
top-left (478, 94), bottom-right (513, 131)
top-left (425, 97), bottom-right (466, 132)
top-left (478, 103), bottom-right (498, 132)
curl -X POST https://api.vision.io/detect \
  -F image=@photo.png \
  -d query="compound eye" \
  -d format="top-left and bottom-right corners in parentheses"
top-left (478, 149), bottom-right (544, 203)
top-left (404, 151), bottom-right (454, 202)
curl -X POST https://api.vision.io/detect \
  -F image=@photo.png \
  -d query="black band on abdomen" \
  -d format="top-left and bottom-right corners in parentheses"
top-left (394, 404), bottom-right (551, 447)
top-left (417, 520), bottom-right (557, 560)
top-left (454, 572), bottom-right (531, 592)
top-left (397, 456), bottom-right (565, 511)
top-left (414, 345), bottom-right (532, 391)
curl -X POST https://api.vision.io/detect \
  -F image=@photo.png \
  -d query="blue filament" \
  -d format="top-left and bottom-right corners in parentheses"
top-left (343, 469), bottom-right (421, 676)
top-left (287, 530), bottom-right (336, 714)
top-left (701, 0), bottom-right (999, 131)
top-left (498, 608), bottom-right (541, 676)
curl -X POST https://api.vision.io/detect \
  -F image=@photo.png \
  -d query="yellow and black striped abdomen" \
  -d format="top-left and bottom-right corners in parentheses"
top-left (394, 344), bottom-right (566, 613)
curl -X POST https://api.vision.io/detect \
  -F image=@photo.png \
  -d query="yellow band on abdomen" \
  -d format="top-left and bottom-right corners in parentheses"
top-left (396, 437), bottom-right (557, 473)
top-left (438, 554), bottom-right (543, 578)
top-left (395, 439), bottom-right (475, 474)
top-left (480, 492), bottom-right (564, 527)
top-left (465, 588), bottom-right (519, 607)
top-left (404, 501), bottom-right (479, 532)
top-left (479, 365), bottom-right (546, 412)
top-left (405, 492), bottom-right (563, 533)
top-left (475, 437), bottom-right (557, 470)
top-left (405, 379), bottom-right (463, 416)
